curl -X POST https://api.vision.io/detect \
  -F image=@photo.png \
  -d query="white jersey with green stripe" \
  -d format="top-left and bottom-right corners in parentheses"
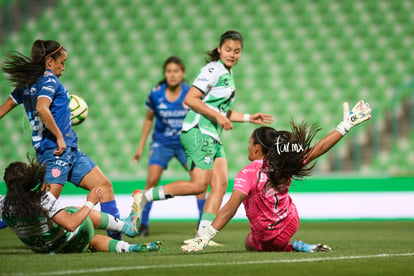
top-left (0, 192), bottom-right (69, 253)
top-left (182, 60), bottom-right (236, 142)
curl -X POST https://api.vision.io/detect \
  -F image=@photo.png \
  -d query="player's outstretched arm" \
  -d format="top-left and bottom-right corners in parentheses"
top-left (0, 97), bottom-right (17, 120)
top-left (227, 109), bottom-right (273, 126)
top-left (53, 187), bottom-right (103, 232)
top-left (182, 190), bottom-right (246, 252)
top-left (305, 100), bottom-right (371, 164)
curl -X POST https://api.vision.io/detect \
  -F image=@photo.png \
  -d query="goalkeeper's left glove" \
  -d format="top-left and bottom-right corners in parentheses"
top-left (336, 100), bottom-right (371, 136)
top-left (181, 224), bottom-right (218, 252)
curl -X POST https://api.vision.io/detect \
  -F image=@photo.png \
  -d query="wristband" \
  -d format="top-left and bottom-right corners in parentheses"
top-left (243, 114), bottom-right (250, 122)
top-left (84, 201), bottom-right (95, 210)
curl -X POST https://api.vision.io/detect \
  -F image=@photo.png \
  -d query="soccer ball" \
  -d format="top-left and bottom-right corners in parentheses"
top-left (69, 95), bottom-right (88, 126)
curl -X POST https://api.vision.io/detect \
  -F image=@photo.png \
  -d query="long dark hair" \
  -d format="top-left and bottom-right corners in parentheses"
top-left (206, 30), bottom-right (243, 63)
top-left (0, 40), bottom-right (64, 89)
top-left (2, 156), bottom-right (47, 221)
top-left (157, 56), bottom-right (186, 86)
top-left (252, 122), bottom-right (321, 191)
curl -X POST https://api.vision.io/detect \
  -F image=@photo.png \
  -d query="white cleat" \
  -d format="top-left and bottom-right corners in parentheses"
top-left (132, 189), bottom-right (147, 215)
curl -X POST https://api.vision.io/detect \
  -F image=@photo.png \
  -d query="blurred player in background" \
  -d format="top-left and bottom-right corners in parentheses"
top-left (129, 30), bottom-right (273, 239)
top-left (0, 40), bottom-right (124, 240)
top-left (132, 56), bottom-right (206, 236)
top-left (182, 100), bottom-right (372, 252)
top-left (0, 158), bottom-right (162, 254)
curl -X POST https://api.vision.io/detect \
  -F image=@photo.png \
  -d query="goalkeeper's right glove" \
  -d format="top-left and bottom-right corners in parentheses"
top-left (336, 100), bottom-right (371, 136)
top-left (181, 224), bottom-right (218, 252)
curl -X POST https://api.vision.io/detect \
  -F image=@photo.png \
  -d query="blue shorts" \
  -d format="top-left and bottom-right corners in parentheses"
top-left (149, 142), bottom-right (186, 170)
top-left (36, 147), bottom-right (96, 186)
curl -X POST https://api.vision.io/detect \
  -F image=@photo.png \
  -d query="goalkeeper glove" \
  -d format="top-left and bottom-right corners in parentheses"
top-left (181, 224), bottom-right (218, 252)
top-left (336, 100), bottom-right (371, 135)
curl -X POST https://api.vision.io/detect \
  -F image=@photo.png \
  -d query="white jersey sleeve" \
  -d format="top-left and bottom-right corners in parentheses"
top-left (192, 62), bottom-right (221, 94)
top-left (41, 191), bottom-right (65, 218)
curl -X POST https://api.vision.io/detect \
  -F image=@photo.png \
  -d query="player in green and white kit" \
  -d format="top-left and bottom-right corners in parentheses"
top-left (0, 158), bottom-right (163, 254)
top-left (130, 30), bottom-right (273, 240)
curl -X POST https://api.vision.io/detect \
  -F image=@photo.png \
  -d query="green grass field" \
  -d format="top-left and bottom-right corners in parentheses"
top-left (0, 220), bottom-right (413, 275)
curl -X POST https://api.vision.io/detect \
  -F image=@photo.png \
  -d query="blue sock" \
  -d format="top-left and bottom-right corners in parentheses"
top-left (100, 200), bottom-right (120, 218)
top-left (141, 201), bottom-right (153, 227)
top-left (0, 219), bottom-right (7, 229)
top-left (197, 198), bottom-right (206, 224)
top-left (100, 200), bottom-right (121, 240)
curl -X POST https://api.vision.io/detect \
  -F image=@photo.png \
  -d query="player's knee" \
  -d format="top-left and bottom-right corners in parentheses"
top-left (191, 180), bottom-right (209, 194)
top-left (146, 177), bottom-right (160, 188)
top-left (99, 178), bottom-right (114, 195)
top-left (209, 180), bottom-right (227, 195)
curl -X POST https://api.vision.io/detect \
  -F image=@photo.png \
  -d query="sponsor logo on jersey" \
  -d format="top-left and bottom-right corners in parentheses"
top-left (158, 103), bottom-right (168, 109)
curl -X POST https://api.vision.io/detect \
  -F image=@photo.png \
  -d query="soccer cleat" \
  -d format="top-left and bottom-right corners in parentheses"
top-left (292, 240), bottom-right (332, 252)
top-left (129, 241), bottom-right (163, 253)
top-left (138, 224), bottom-right (150, 237)
top-left (122, 211), bottom-right (139, 238)
top-left (131, 189), bottom-right (147, 216)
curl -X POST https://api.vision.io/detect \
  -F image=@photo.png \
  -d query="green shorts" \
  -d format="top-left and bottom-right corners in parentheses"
top-left (59, 207), bottom-right (95, 253)
top-left (180, 128), bottom-right (226, 170)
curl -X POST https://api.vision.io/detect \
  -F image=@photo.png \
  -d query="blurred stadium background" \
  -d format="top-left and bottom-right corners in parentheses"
top-left (1, 0), bottom-right (413, 184)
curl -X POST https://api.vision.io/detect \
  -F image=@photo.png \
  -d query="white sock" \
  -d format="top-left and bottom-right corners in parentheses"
top-left (107, 216), bottom-right (124, 232)
top-left (144, 186), bottom-right (167, 201)
top-left (116, 241), bottom-right (131, 253)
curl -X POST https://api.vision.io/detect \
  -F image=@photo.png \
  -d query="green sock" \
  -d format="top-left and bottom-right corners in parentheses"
top-left (98, 212), bottom-right (109, 229)
top-left (200, 212), bottom-right (216, 222)
top-left (108, 239), bottom-right (118, 252)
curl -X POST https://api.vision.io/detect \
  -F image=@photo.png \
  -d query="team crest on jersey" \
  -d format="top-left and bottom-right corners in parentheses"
top-left (51, 168), bottom-right (61, 178)
top-left (204, 154), bottom-right (212, 164)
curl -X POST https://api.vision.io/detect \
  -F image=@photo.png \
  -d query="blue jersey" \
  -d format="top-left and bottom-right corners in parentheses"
top-left (145, 82), bottom-right (190, 146)
top-left (10, 69), bottom-right (78, 151)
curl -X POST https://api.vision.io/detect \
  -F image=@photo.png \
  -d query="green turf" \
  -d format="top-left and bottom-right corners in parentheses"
top-left (0, 221), bottom-right (413, 275)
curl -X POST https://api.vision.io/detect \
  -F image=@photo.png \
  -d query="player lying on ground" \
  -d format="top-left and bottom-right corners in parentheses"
top-left (182, 100), bottom-right (371, 252)
top-left (0, 158), bottom-right (163, 254)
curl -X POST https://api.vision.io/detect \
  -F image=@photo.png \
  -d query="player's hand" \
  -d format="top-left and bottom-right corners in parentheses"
top-left (182, 225), bottom-right (219, 252)
top-left (86, 186), bottom-right (104, 205)
top-left (53, 137), bottom-right (67, 156)
top-left (336, 100), bottom-right (371, 135)
top-left (181, 237), bottom-right (210, 252)
top-left (249, 113), bottom-right (273, 126)
top-left (132, 150), bottom-right (142, 164)
top-left (217, 115), bottom-right (233, 130)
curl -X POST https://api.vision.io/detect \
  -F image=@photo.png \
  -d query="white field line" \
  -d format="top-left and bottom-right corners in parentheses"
top-left (6, 252), bottom-right (414, 276)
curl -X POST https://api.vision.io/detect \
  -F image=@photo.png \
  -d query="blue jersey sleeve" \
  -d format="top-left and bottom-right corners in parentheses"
top-left (38, 72), bottom-right (59, 101)
top-left (10, 88), bottom-right (24, 105)
top-left (145, 92), bottom-right (156, 112)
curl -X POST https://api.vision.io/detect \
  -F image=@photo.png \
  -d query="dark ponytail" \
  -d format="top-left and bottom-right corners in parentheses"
top-left (253, 122), bottom-right (321, 191)
top-left (0, 40), bottom-right (64, 88)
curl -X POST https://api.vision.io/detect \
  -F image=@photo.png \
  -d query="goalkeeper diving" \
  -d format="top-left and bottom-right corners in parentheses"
top-left (182, 100), bottom-right (372, 252)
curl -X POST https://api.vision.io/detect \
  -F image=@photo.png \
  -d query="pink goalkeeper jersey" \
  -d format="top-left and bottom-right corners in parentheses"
top-left (234, 160), bottom-right (297, 239)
